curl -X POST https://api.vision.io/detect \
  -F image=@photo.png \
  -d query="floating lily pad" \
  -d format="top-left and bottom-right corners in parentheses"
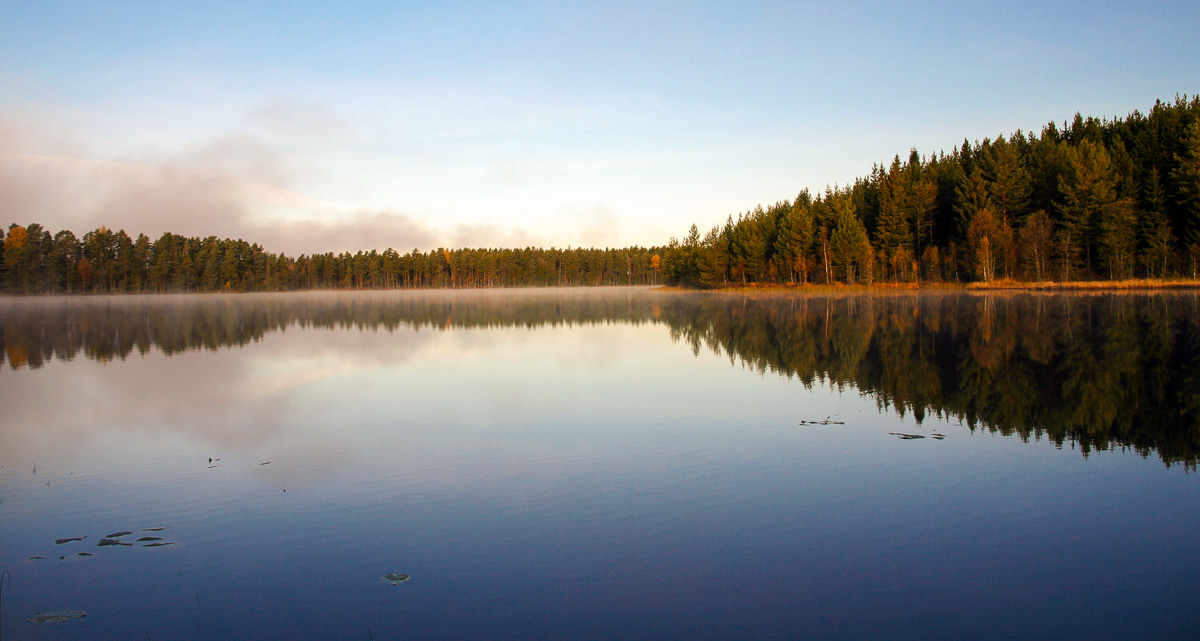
top-left (143, 542), bottom-right (174, 548)
top-left (76, 552), bottom-right (93, 557)
top-left (28, 610), bottom-right (86, 624)
top-left (137, 536), bottom-right (163, 542)
top-left (932, 434), bottom-right (946, 440)
top-left (106, 531), bottom-right (132, 538)
top-left (888, 432), bottom-right (926, 440)
top-left (55, 536), bottom-right (85, 545)
top-left (30, 555), bottom-right (46, 560)
top-left (97, 538), bottom-right (132, 547)
top-left (381, 573), bottom-right (410, 585)
top-left (140, 527), bottom-right (168, 532)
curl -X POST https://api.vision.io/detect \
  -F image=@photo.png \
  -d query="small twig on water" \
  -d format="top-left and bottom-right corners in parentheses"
top-left (367, 626), bottom-right (374, 640)
top-left (1, 568), bottom-right (11, 641)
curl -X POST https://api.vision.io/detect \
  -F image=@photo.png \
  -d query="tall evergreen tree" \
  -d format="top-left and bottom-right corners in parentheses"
top-left (773, 196), bottom-right (814, 283)
top-left (874, 157), bottom-right (914, 281)
top-left (829, 197), bottom-right (873, 284)
top-left (1172, 119), bottom-right (1200, 249)
top-left (1141, 168), bottom-right (1176, 277)
top-left (1058, 140), bottom-right (1129, 279)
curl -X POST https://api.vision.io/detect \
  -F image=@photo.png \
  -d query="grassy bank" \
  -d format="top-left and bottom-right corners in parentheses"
top-left (965, 278), bottom-right (1200, 291)
top-left (672, 279), bottom-right (1200, 293)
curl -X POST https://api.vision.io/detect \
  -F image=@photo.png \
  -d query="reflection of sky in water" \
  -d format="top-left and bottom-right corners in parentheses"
top-left (1, 297), bottom-right (1198, 640)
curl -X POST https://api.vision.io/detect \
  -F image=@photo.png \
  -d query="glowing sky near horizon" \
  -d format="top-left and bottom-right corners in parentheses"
top-left (2, 1), bottom-right (1199, 255)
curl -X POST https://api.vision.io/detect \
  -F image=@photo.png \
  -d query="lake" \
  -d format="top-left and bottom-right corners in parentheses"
top-left (1, 288), bottom-right (1199, 640)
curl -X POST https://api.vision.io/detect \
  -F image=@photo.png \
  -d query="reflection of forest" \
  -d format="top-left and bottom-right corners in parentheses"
top-left (3, 290), bottom-right (1199, 466)
top-left (660, 292), bottom-right (1200, 468)
top-left (0, 291), bottom-right (664, 368)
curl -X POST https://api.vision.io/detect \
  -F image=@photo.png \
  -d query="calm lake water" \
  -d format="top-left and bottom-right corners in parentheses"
top-left (1, 288), bottom-right (1199, 640)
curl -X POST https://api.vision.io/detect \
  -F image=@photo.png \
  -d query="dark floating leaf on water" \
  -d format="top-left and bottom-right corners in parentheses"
top-left (55, 536), bottom-right (84, 545)
top-left (30, 556), bottom-right (46, 560)
top-left (259, 461), bottom-right (271, 465)
top-left (137, 536), bottom-right (163, 542)
top-left (888, 432), bottom-right (926, 440)
top-left (106, 531), bottom-right (132, 538)
top-left (97, 538), bottom-right (132, 547)
top-left (140, 527), bottom-right (168, 532)
top-left (798, 418), bottom-right (846, 425)
top-left (381, 573), bottom-right (410, 585)
top-left (207, 465), bottom-right (220, 469)
top-left (28, 610), bottom-right (87, 624)
top-left (932, 434), bottom-right (946, 440)
top-left (143, 542), bottom-right (175, 548)
top-left (76, 552), bottom-right (93, 557)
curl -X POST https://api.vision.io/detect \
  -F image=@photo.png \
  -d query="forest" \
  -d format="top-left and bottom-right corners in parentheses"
top-left (661, 95), bottom-right (1200, 287)
top-left (0, 231), bottom-right (666, 294)
top-left (2, 95), bottom-right (1199, 293)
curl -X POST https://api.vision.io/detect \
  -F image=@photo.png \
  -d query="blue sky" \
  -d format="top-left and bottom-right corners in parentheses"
top-left (2, 1), bottom-right (1198, 254)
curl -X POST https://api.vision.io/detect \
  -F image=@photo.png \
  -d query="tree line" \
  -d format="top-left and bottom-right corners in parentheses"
top-left (662, 95), bottom-right (1200, 286)
top-left (0, 225), bottom-right (666, 294)
top-left (5, 95), bottom-right (1200, 293)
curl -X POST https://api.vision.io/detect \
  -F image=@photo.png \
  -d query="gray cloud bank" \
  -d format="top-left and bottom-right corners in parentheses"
top-left (0, 110), bottom-right (570, 255)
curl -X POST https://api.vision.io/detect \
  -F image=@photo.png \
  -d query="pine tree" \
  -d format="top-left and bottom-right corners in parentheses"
top-left (1140, 168), bottom-right (1176, 277)
top-left (982, 136), bottom-right (1030, 222)
top-left (1059, 140), bottom-right (1131, 278)
top-left (874, 157), bottom-right (913, 281)
top-left (773, 196), bottom-right (814, 283)
top-left (830, 197), bottom-right (872, 284)
top-left (1172, 119), bottom-right (1200, 247)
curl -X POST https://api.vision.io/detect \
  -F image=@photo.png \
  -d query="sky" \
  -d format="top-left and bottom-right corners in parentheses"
top-left (2, 1), bottom-right (1199, 255)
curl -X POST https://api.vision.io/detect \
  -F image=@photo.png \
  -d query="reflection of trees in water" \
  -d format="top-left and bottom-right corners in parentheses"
top-left (659, 292), bottom-right (1200, 468)
top-left (0, 291), bottom-right (664, 369)
top-left (3, 290), bottom-right (1199, 466)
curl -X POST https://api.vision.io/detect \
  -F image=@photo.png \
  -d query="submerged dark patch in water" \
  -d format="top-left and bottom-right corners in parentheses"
top-left (28, 610), bottom-right (87, 624)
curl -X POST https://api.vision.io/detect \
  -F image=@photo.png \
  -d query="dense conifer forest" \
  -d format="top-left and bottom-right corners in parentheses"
top-left (3, 95), bottom-right (1199, 293)
top-left (661, 95), bottom-right (1200, 287)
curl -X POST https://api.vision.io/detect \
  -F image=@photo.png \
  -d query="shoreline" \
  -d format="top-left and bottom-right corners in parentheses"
top-left (4, 279), bottom-right (1200, 298)
top-left (684, 278), bottom-right (1200, 294)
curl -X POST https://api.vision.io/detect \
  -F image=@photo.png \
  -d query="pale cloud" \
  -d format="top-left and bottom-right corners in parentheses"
top-left (242, 96), bottom-right (348, 143)
top-left (0, 109), bottom-right (552, 255)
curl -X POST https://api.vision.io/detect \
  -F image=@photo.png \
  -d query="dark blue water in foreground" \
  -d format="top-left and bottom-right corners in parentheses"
top-left (1, 289), bottom-right (1198, 640)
